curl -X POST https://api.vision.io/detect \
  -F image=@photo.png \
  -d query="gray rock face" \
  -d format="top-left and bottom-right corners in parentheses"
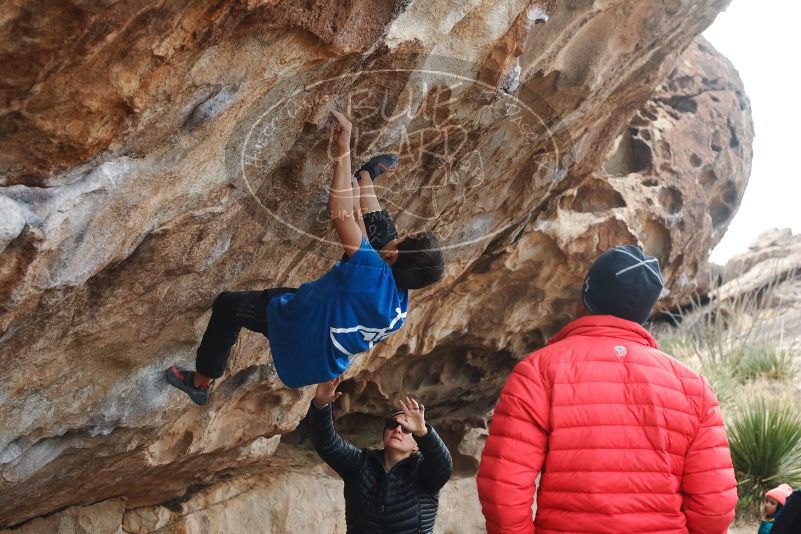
top-left (0, 197), bottom-right (25, 254)
top-left (0, 0), bottom-right (751, 530)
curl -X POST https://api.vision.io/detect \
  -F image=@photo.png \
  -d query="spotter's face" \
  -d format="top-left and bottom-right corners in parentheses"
top-left (383, 415), bottom-right (417, 454)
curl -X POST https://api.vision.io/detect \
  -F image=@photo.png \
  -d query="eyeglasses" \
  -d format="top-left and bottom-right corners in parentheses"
top-left (384, 419), bottom-right (412, 434)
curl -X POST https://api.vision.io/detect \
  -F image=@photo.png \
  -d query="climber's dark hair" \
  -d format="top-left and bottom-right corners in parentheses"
top-left (391, 232), bottom-right (444, 290)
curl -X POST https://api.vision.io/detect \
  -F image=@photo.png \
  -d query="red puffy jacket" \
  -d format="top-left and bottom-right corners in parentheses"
top-left (477, 315), bottom-right (737, 533)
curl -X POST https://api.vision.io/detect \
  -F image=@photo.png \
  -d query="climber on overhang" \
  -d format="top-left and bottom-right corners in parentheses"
top-left (165, 110), bottom-right (444, 405)
top-left (476, 245), bottom-right (738, 533)
top-left (308, 377), bottom-right (453, 533)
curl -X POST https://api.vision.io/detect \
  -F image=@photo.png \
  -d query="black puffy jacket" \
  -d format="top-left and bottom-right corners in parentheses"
top-left (308, 402), bottom-right (453, 534)
top-left (773, 489), bottom-right (801, 534)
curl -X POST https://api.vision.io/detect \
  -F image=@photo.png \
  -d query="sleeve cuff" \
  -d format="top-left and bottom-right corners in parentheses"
top-left (413, 423), bottom-right (435, 443)
top-left (311, 399), bottom-right (330, 410)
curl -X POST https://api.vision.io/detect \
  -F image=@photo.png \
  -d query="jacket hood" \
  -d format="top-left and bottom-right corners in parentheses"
top-left (548, 314), bottom-right (658, 348)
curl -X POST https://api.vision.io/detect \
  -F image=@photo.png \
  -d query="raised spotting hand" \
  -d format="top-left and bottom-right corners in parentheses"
top-left (397, 395), bottom-right (427, 437)
top-left (315, 376), bottom-right (344, 407)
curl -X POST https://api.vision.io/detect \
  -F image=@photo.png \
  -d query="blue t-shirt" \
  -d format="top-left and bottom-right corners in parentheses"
top-left (267, 237), bottom-right (410, 387)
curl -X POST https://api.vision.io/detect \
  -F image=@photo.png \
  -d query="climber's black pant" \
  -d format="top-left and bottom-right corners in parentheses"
top-left (196, 287), bottom-right (296, 379)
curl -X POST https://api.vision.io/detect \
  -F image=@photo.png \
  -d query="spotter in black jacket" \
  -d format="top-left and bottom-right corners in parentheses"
top-left (308, 402), bottom-right (453, 534)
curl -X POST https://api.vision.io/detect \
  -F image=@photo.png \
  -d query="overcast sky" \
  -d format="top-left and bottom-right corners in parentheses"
top-left (703, 1), bottom-right (801, 264)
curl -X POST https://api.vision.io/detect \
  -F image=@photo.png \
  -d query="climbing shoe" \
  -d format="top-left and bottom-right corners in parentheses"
top-left (355, 154), bottom-right (399, 182)
top-left (165, 365), bottom-right (210, 406)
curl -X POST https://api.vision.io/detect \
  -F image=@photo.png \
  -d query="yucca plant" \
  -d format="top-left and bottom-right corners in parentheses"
top-left (727, 396), bottom-right (801, 519)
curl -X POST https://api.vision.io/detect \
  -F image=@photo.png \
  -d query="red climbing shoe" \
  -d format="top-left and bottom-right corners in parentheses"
top-left (165, 365), bottom-right (210, 406)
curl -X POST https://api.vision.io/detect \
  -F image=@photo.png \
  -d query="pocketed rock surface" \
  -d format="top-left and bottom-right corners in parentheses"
top-left (0, 0), bottom-right (751, 530)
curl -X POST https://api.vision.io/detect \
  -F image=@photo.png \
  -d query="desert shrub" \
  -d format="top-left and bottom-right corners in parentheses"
top-left (733, 343), bottom-right (798, 382)
top-left (699, 362), bottom-right (740, 406)
top-left (658, 272), bottom-right (798, 405)
top-left (658, 268), bottom-right (801, 525)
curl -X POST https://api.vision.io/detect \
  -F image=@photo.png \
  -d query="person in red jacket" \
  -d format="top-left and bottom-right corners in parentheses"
top-left (477, 245), bottom-right (737, 534)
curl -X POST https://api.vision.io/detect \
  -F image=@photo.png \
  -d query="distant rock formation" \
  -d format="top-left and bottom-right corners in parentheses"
top-left (711, 229), bottom-right (801, 345)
